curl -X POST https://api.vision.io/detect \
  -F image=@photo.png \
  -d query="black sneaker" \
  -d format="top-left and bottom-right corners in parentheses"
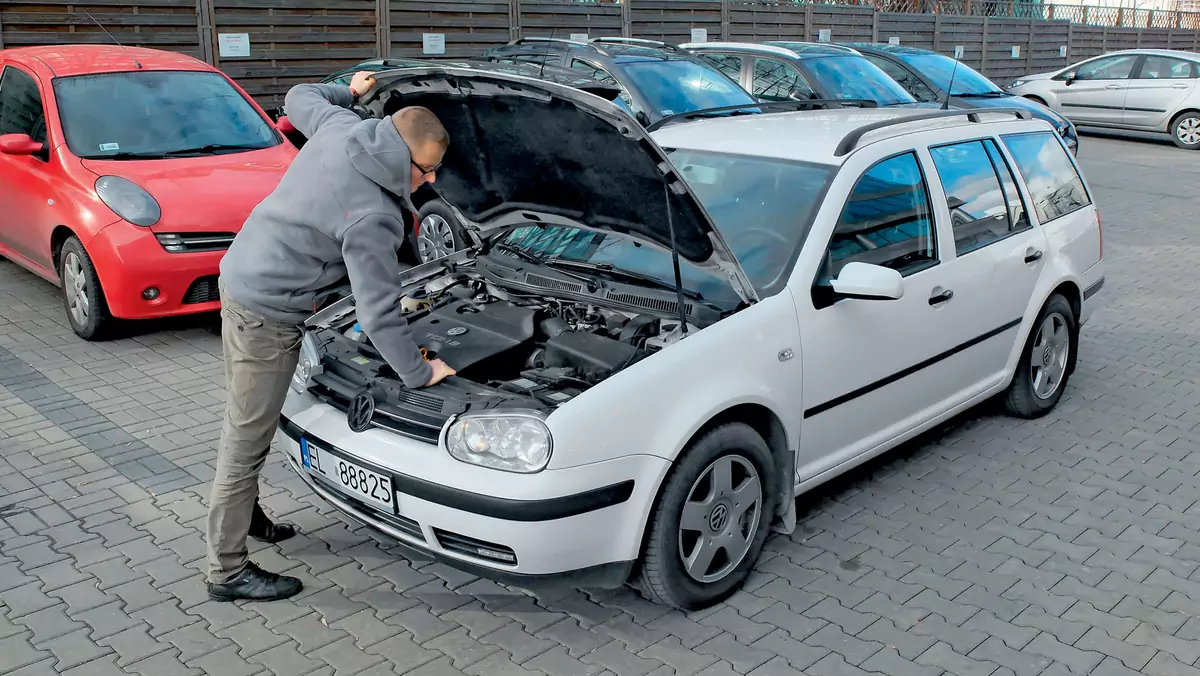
top-left (207, 562), bottom-right (303, 602)
top-left (248, 501), bottom-right (297, 544)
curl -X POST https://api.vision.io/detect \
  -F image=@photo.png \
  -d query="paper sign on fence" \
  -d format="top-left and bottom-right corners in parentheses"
top-left (690, 28), bottom-right (708, 43)
top-left (423, 33), bottom-right (446, 55)
top-left (818, 29), bottom-right (831, 42)
top-left (888, 36), bottom-right (900, 45)
top-left (218, 33), bottom-right (250, 58)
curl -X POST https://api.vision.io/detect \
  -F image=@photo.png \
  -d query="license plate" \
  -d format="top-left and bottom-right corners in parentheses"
top-left (301, 438), bottom-right (394, 513)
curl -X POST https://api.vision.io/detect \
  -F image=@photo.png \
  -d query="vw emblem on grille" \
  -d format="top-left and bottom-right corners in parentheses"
top-left (447, 326), bottom-right (468, 336)
top-left (347, 392), bottom-right (376, 433)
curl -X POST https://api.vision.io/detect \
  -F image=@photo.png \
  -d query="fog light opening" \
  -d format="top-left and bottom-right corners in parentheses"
top-left (142, 287), bottom-right (160, 300)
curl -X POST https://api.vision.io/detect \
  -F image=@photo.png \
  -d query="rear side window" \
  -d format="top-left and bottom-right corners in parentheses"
top-left (752, 58), bottom-right (815, 101)
top-left (0, 66), bottom-right (47, 145)
top-left (929, 139), bottom-right (1031, 255)
top-left (825, 152), bottom-right (936, 278)
top-left (1002, 131), bottom-right (1091, 223)
top-left (700, 53), bottom-right (744, 81)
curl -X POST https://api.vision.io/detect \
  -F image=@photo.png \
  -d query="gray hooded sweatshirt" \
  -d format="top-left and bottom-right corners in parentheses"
top-left (219, 83), bottom-right (433, 388)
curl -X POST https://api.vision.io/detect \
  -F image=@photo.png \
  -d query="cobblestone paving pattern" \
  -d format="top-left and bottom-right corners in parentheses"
top-left (2, 134), bottom-right (1200, 675)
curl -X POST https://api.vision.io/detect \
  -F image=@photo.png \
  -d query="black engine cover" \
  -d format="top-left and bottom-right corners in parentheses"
top-left (408, 299), bottom-right (537, 375)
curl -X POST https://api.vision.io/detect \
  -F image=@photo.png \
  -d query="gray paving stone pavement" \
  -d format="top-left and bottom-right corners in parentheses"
top-left (2, 133), bottom-right (1199, 675)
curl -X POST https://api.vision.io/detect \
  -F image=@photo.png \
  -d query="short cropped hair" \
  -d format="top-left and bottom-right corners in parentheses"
top-left (392, 106), bottom-right (449, 152)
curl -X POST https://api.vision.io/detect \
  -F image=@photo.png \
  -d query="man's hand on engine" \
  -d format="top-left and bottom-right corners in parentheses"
top-left (424, 359), bottom-right (456, 387)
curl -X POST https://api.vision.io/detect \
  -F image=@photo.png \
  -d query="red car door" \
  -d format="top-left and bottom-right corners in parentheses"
top-left (0, 62), bottom-right (60, 274)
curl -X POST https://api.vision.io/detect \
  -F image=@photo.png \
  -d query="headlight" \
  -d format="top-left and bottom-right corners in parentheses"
top-left (94, 176), bottom-right (161, 227)
top-left (290, 333), bottom-right (322, 393)
top-left (445, 411), bottom-right (553, 473)
top-left (1009, 80), bottom-right (1028, 89)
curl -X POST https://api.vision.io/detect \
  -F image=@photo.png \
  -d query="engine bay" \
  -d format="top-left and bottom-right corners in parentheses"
top-left (311, 267), bottom-right (696, 412)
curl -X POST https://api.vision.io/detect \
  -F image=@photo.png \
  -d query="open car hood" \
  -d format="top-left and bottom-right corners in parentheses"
top-left (364, 67), bottom-right (758, 304)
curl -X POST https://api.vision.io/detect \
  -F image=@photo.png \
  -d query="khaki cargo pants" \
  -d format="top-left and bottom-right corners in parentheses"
top-left (206, 279), bottom-right (303, 584)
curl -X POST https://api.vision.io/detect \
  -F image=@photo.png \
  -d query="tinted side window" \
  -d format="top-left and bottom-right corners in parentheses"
top-left (930, 140), bottom-right (1031, 255)
top-left (1138, 56), bottom-right (1196, 79)
top-left (753, 58), bottom-right (815, 101)
top-left (700, 53), bottom-right (743, 81)
top-left (0, 66), bottom-right (46, 145)
top-left (826, 152), bottom-right (936, 278)
top-left (1074, 55), bottom-right (1138, 81)
top-left (867, 56), bottom-right (939, 103)
top-left (1002, 131), bottom-right (1091, 223)
top-left (569, 59), bottom-right (634, 108)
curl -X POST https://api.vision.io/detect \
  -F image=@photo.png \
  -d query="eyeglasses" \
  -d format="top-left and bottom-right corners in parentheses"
top-left (411, 159), bottom-right (442, 177)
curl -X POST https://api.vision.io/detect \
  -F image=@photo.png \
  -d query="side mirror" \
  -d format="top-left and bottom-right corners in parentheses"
top-left (0, 133), bottom-right (44, 156)
top-left (276, 116), bottom-right (297, 134)
top-left (829, 262), bottom-right (904, 301)
top-left (1063, 70), bottom-right (1077, 84)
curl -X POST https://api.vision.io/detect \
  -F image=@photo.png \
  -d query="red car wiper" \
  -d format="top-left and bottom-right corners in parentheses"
top-left (161, 143), bottom-right (268, 156)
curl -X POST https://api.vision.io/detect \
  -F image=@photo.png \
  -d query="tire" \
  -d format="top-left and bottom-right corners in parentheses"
top-left (1170, 111), bottom-right (1200, 150)
top-left (637, 423), bottom-right (778, 611)
top-left (58, 236), bottom-right (114, 340)
top-left (1004, 294), bottom-right (1077, 419)
top-left (415, 199), bottom-right (467, 263)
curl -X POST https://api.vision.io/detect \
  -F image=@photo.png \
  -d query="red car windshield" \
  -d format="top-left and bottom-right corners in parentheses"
top-left (54, 70), bottom-right (279, 159)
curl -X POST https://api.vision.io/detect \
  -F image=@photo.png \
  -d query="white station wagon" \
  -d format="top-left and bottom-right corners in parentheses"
top-left (277, 69), bottom-right (1105, 610)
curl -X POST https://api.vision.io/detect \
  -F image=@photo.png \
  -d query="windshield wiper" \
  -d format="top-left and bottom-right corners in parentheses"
top-left (955, 91), bottom-right (1008, 98)
top-left (544, 259), bottom-right (704, 300)
top-left (161, 143), bottom-right (268, 156)
top-left (494, 244), bottom-right (601, 289)
top-left (79, 151), bottom-right (171, 160)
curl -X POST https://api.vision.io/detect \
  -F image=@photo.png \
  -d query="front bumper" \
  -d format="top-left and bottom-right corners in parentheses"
top-left (86, 222), bottom-right (226, 319)
top-left (277, 391), bottom-right (670, 585)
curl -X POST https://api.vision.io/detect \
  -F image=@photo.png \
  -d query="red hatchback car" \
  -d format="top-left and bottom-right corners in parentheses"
top-left (0, 46), bottom-right (296, 339)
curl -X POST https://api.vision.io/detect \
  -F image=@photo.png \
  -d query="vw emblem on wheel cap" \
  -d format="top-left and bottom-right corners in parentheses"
top-left (347, 392), bottom-right (376, 433)
top-left (447, 326), bottom-right (468, 336)
top-left (709, 504), bottom-right (729, 532)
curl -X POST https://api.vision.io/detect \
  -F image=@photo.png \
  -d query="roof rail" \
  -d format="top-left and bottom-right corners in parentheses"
top-left (505, 37), bottom-right (603, 51)
top-left (646, 99), bottom-right (878, 132)
top-left (833, 108), bottom-right (1033, 157)
top-left (589, 36), bottom-right (685, 53)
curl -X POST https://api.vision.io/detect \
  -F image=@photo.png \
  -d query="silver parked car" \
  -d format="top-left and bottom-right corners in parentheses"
top-left (1007, 49), bottom-right (1200, 149)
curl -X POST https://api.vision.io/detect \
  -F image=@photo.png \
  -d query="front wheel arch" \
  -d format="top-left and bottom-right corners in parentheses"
top-left (1024, 95), bottom-right (1049, 106)
top-left (632, 403), bottom-right (794, 570)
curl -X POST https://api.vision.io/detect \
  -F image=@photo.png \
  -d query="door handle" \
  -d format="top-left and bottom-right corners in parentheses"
top-left (1105, 83), bottom-right (1124, 90)
top-left (1024, 248), bottom-right (1043, 264)
top-left (1172, 83), bottom-right (1190, 89)
top-left (929, 288), bottom-right (954, 305)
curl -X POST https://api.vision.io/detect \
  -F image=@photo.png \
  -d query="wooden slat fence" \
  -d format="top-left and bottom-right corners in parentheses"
top-left (2, 0), bottom-right (1199, 102)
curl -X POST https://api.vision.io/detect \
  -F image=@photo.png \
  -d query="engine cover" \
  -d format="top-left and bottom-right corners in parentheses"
top-left (408, 299), bottom-right (537, 375)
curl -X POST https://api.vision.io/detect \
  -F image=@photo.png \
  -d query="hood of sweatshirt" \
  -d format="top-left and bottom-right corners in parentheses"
top-left (363, 67), bottom-right (757, 304)
top-left (346, 116), bottom-right (417, 213)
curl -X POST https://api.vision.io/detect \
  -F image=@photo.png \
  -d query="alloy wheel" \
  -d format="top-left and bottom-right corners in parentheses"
top-left (678, 455), bottom-right (763, 584)
top-left (1031, 311), bottom-right (1070, 400)
top-left (63, 252), bottom-right (90, 326)
top-left (417, 213), bottom-right (458, 262)
top-left (1177, 116), bottom-right (1200, 146)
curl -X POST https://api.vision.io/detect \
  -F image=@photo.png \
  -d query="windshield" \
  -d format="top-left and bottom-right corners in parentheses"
top-left (619, 59), bottom-right (756, 118)
top-left (804, 56), bottom-right (916, 105)
top-left (493, 150), bottom-right (835, 303)
top-left (899, 54), bottom-right (1003, 96)
top-left (55, 71), bottom-right (279, 159)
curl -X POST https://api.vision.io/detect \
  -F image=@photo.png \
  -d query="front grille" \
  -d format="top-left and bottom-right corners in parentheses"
top-left (308, 376), bottom-right (443, 443)
top-left (182, 275), bottom-right (220, 304)
top-left (156, 232), bottom-right (235, 253)
top-left (434, 528), bottom-right (518, 565)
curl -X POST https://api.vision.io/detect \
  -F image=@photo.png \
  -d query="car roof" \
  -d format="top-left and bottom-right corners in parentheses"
top-left (1, 45), bottom-right (212, 77)
top-left (489, 39), bottom-right (690, 63)
top-left (1104, 48), bottom-right (1200, 60)
top-left (650, 107), bottom-right (1045, 166)
top-left (686, 41), bottom-right (861, 59)
top-left (839, 42), bottom-right (940, 57)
